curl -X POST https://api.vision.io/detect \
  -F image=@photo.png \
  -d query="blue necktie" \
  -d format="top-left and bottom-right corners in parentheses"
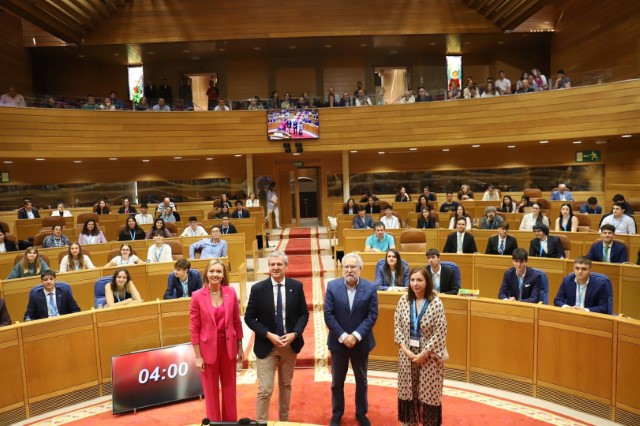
top-left (499, 239), bottom-right (505, 255)
top-left (276, 284), bottom-right (285, 336)
top-left (517, 276), bottom-right (524, 301)
top-left (48, 293), bottom-right (58, 317)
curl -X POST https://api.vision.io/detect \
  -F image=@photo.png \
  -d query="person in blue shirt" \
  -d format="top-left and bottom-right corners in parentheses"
top-left (189, 226), bottom-right (228, 259)
top-left (352, 206), bottom-right (374, 229)
top-left (364, 222), bottom-right (395, 253)
top-left (579, 197), bottom-right (602, 214)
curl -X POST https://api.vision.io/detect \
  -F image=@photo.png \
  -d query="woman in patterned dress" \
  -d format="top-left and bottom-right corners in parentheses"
top-left (394, 267), bottom-right (448, 425)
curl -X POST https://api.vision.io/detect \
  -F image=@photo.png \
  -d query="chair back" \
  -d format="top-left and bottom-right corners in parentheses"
top-left (536, 198), bottom-right (551, 214)
top-left (165, 240), bottom-right (183, 260)
top-left (556, 234), bottom-right (571, 258)
top-left (532, 268), bottom-right (549, 304)
top-left (33, 230), bottom-right (53, 247)
top-left (14, 253), bottom-right (51, 266)
top-left (523, 188), bottom-right (542, 201)
top-left (164, 222), bottom-right (178, 236)
top-left (440, 261), bottom-right (461, 289)
top-left (94, 276), bottom-right (111, 308)
top-left (378, 200), bottom-right (390, 211)
top-left (4, 233), bottom-right (17, 243)
top-left (57, 249), bottom-right (91, 266)
top-left (0, 221), bottom-right (10, 233)
top-left (399, 229), bottom-right (427, 252)
top-left (77, 213), bottom-right (100, 225)
top-left (29, 282), bottom-right (73, 298)
top-left (575, 214), bottom-right (592, 232)
top-left (206, 210), bottom-right (218, 219)
top-left (572, 201), bottom-right (587, 213)
top-left (590, 272), bottom-right (614, 315)
top-left (41, 216), bottom-right (66, 229)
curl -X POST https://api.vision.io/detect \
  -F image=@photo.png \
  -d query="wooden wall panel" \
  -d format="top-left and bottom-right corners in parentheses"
top-left (226, 59), bottom-right (268, 100)
top-left (323, 58), bottom-right (366, 98)
top-left (603, 139), bottom-right (640, 206)
top-left (275, 67), bottom-right (317, 99)
top-left (0, 13), bottom-right (33, 94)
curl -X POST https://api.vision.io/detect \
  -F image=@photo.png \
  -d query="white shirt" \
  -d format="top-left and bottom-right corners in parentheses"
top-left (430, 265), bottom-right (441, 292)
top-left (246, 199), bottom-right (260, 207)
top-left (180, 225), bottom-right (208, 237)
top-left (135, 213), bottom-right (154, 225)
top-left (519, 214), bottom-right (549, 231)
top-left (482, 191), bottom-right (501, 201)
top-left (0, 243), bottom-right (5, 253)
top-left (147, 244), bottom-right (173, 263)
top-left (448, 216), bottom-right (472, 230)
top-left (495, 78), bottom-right (511, 94)
top-left (566, 277), bottom-right (590, 311)
top-left (51, 210), bottom-right (73, 217)
top-left (271, 277), bottom-right (287, 333)
top-left (59, 255), bottom-right (95, 272)
top-left (214, 105), bottom-right (230, 111)
top-left (456, 232), bottom-right (465, 253)
top-left (380, 215), bottom-right (400, 229)
top-left (43, 288), bottom-right (58, 317)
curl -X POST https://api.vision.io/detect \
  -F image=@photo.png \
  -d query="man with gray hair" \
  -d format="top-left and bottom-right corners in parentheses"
top-left (244, 251), bottom-right (309, 422)
top-left (480, 206), bottom-right (505, 230)
top-left (324, 252), bottom-right (378, 426)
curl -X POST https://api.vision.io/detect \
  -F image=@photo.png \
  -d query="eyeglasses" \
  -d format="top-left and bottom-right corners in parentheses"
top-left (342, 264), bottom-right (358, 270)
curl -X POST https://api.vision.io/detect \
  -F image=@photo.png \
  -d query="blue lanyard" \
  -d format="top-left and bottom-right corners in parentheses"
top-left (181, 278), bottom-right (189, 297)
top-left (411, 299), bottom-right (429, 337)
top-left (129, 230), bottom-right (136, 240)
top-left (154, 244), bottom-right (165, 262)
top-left (115, 287), bottom-right (128, 302)
top-left (577, 284), bottom-right (586, 306)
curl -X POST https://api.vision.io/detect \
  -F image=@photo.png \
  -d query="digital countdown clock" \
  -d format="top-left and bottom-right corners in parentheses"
top-left (111, 343), bottom-right (203, 414)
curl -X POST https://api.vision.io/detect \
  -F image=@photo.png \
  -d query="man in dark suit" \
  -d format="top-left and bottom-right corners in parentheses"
top-left (352, 206), bottom-right (374, 229)
top-left (230, 200), bottom-right (250, 219)
top-left (24, 270), bottom-right (80, 321)
top-left (244, 251), bottom-right (309, 423)
top-left (498, 248), bottom-right (542, 303)
top-left (17, 198), bottom-right (40, 219)
top-left (529, 223), bottom-right (564, 259)
top-left (324, 253), bottom-right (378, 426)
top-left (425, 248), bottom-right (460, 295)
top-left (586, 224), bottom-right (629, 263)
top-left (443, 217), bottom-right (478, 254)
top-left (0, 298), bottom-right (11, 326)
top-left (485, 223), bottom-right (518, 256)
top-left (144, 79), bottom-right (157, 102)
top-left (0, 229), bottom-right (18, 252)
top-left (159, 78), bottom-right (172, 104)
top-left (163, 259), bottom-right (203, 299)
top-left (219, 216), bottom-right (238, 235)
top-left (554, 257), bottom-right (610, 314)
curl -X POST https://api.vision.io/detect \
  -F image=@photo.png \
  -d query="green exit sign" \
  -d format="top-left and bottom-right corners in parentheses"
top-left (292, 161), bottom-right (304, 168)
top-left (576, 150), bottom-right (601, 162)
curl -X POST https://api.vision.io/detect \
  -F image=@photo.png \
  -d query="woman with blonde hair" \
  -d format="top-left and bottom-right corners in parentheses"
top-left (59, 243), bottom-right (95, 272)
top-left (6, 247), bottom-right (50, 279)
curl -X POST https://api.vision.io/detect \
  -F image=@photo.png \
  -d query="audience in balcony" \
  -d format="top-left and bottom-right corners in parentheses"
top-left (281, 92), bottom-right (293, 109)
top-left (159, 78), bottom-right (172, 104)
top-left (531, 68), bottom-right (548, 90)
top-left (355, 89), bottom-right (372, 106)
top-left (579, 197), bottom-right (602, 214)
top-left (45, 96), bottom-right (58, 108)
top-left (82, 95), bottom-right (101, 110)
top-left (6, 248), bottom-right (50, 280)
top-left (214, 98), bottom-right (230, 111)
top-left (447, 80), bottom-right (462, 100)
top-left (153, 97), bottom-right (171, 111)
top-left (353, 81), bottom-right (366, 97)
top-left (553, 69), bottom-right (572, 90)
top-left (0, 229), bottom-right (18, 253)
top-left (340, 91), bottom-right (353, 107)
top-left (248, 96), bottom-right (264, 110)
top-left (78, 219), bottom-right (107, 245)
top-left (325, 93), bottom-right (339, 107)
top-left (267, 90), bottom-right (280, 109)
top-left (399, 90), bottom-right (415, 103)
top-left (206, 80), bottom-right (219, 110)
top-left (144, 79), bottom-right (157, 103)
top-left (326, 87), bottom-right (340, 103)
top-left (495, 70), bottom-right (512, 95)
top-left (101, 96), bottom-right (116, 111)
top-left (480, 82), bottom-right (499, 98)
top-left (59, 243), bottom-right (95, 272)
top-left (555, 203), bottom-right (579, 232)
top-left (109, 91), bottom-right (124, 110)
top-left (463, 78), bottom-right (480, 99)
top-left (414, 86), bottom-right (431, 102)
top-left (516, 79), bottom-right (535, 94)
top-left (0, 86), bottom-right (27, 107)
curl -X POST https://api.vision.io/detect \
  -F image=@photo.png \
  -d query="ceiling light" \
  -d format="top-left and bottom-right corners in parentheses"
top-left (219, 48), bottom-right (226, 52)
top-left (234, 154), bottom-right (242, 157)
top-left (148, 51), bottom-right (155, 55)
top-left (621, 134), bottom-right (632, 138)
top-left (429, 42), bottom-right (437, 46)
top-left (142, 159), bottom-right (150, 162)
top-left (595, 140), bottom-right (607, 145)
top-left (253, 46), bottom-right (261, 51)
top-left (113, 53), bottom-right (119, 56)
top-left (191, 56), bottom-right (200, 60)
top-left (293, 152), bottom-right (301, 156)
top-left (325, 44), bottom-right (332, 48)
top-left (573, 140), bottom-right (582, 144)
top-left (498, 41), bottom-right (505, 45)
top-left (182, 49), bottom-right (190, 54)
top-left (3, 160), bottom-right (13, 164)
top-left (360, 43), bottom-right (368, 47)
top-left (173, 156), bottom-right (182, 159)
top-left (409, 148), bottom-right (417, 151)
top-left (289, 45), bottom-right (296, 49)
top-left (472, 144), bottom-right (480, 148)
top-left (35, 158), bottom-right (45, 161)
top-left (539, 140), bottom-right (549, 144)
top-left (378, 151), bottom-right (385, 154)
top-left (77, 54), bottom-right (85, 58)
top-left (389, 50), bottom-right (398, 54)
top-left (442, 148), bottom-right (450, 152)
top-left (350, 150), bottom-right (358, 153)
top-left (73, 160), bottom-right (82, 163)
top-left (507, 145), bottom-right (516, 148)
top-left (109, 157), bottom-right (118, 160)
top-left (463, 41), bottom-right (471, 45)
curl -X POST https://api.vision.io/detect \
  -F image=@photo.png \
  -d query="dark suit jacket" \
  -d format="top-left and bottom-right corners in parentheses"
top-left (244, 277), bottom-right (309, 359)
top-left (586, 241), bottom-right (628, 263)
top-left (485, 235), bottom-right (518, 256)
top-left (343, 206), bottom-right (357, 214)
top-left (353, 215), bottom-right (374, 229)
top-left (425, 264), bottom-right (459, 295)
top-left (24, 284), bottom-right (80, 320)
top-left (498, 266), bottom-right (542, 303)
top-left (163, 269), bottom-right (203, 299)
top-left (1, 239), bottom-right (18, 252)
top-left (443, 232), bottom-right (478, 254)
top-left (529, 236), bottom-right (564, 259)
top-left (117, 206), bottom-right (138, 214)
top-left (18, 207), bottom-right (40, 219)
top-left (230, 208), bottom-right (250, 219)
top-left (364, 205), bottom-right (380, 215)
top-left (554, 273), bottom-right (609, 313)
top-left (0, 299), bottom-right (11, 326)
top-left (219, 224), bottom-right (237, 235)
top-left (324, 277), bottom-right (378, 353)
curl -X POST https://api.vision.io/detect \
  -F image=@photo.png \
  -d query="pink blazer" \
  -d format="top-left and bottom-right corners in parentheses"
top-left (190, 285), bottom-right (243, 364)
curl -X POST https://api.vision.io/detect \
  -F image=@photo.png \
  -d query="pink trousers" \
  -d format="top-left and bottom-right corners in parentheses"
top-left (201, 334), bottom-right (237, 421)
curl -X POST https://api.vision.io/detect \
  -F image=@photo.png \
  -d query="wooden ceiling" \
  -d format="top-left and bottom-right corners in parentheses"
top-left (463, 0), bottom-right (554, 31)
top-left (0, 0), bottom-right (131, 44)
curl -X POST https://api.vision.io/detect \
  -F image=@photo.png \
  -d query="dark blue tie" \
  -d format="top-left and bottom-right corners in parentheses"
top-left (276, 284), bottom-right (285, 336)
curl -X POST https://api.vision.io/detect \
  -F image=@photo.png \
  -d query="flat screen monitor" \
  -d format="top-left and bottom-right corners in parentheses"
top-left (267, 108), bottom-right (319, 140)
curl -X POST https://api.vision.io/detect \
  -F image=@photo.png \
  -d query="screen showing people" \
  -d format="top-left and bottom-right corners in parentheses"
top-left (267, 108), bottom-right (319, 140)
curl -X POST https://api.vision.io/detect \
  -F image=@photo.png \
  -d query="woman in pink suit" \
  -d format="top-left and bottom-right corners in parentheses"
top-left (190, 259), bottom-right (244, 421)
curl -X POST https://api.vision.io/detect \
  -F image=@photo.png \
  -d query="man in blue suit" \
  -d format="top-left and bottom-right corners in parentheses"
top-left (324, 253), bottom-right (378, 426)
top-left (554, 257), bottom-right (610, 314)
top-left (550, 183), bottom-right (573, 201)
top-left (586, 224), bottom-right (628, 263)
top-left (24, 270), bottom-right (80, 321)
top-left (352, 206), bottom-right (374, 229)
top-left (498, 248), bottom-right (542, 303)
top-left (163, 259), bottom-right (203, 299)
top-left (17, 198), bottom-right (40, 219)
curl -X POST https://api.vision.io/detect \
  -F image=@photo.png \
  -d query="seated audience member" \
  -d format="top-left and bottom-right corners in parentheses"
top-left (82, 95), bottom-right (100, 110)
top-left (457, 184), bottom-right (474, 200)
top-left (325, 93), bottom-right (339, 108)
top-left (181, 216), bottom-right (208, 237)
top-left (553, 69), bottom-right (572, 90)
top-left (480, 82), bottom-right (499, 98)
top-left (136, 96), bottom-right (150, 111)
top-left (482, 185), bottom-right (501, 201)
top-left (586, 224), bottom-right (628, 263)
top-left (325, 87), bottom-right (340, 104)
top-left (354, 89), bottom-right (372, 106)
top-left (0, 229), bottom-right (18, 252)
top-left (416, 208), bottom-right (436, 229)
top-left (580, 197), bottom-right (602, 214)
top-left (215, 193), bottom-right (232, 210)
top-left (101, 96), bottom-right (115, 111)
top-left (219, 216), bottom-right (237, 235)
top-left (295, 95), bottom-right (307, 109)
top-left (519, 203), bottom-right (549, 231)
top-left (515, 79), bottom-right (535, 94)
top-left (415, 86), bottom-right (431, 102)
top-left (439, 192), bottom-right (459, 213)
top-left (554, 257), bottom-right (608, 313)
top-left (599, 203), bottom-right (636, 235)
top-left (421, 186), bottom-right (437, 201)
top-left (0, 86), bottom-right (27, 107)
top-left (531, 68), bottom-right (548, 90)
top-left (481, 206), bottom-right (504, 230)
top-left (156, 197), bottom-right (177, 215)
top-left (359, 191), bottom-right (379, 203)
top-left (339, 92), bottom-right (352, 107)
top-left (555, 203), bottom-right (579, 232)
top-left (415, 195), bottom-right (431, 213)
top-left (499, 195), bottom-right (517, 213)
top-left (105, 268), bottom-right (143, 307)
top-left (94, 199), bottom-right (110, 215)
top-left (146, 218), bottom-right (173, 239)
top-left (105, 244), bottom-right (143, 267)
top-left (135, 203), bottom-right (154, 225)
top-left (152, 97), bottom-right (171, 111)
top-left (51, 202), bottom-right (72, 217)
top-left (425, 248), bottom-right (460, 294)
top-left (118, 197), bottom-right (137, 214)
top-left (343, 198), bottom-right (357, 215)
top-left (395, 186), bottom-right (411, 202)
top-left (146, 231), bottom-right (173, 263)
top-left (399, 90), bottom-right (415, 104)
top-left (119, 216), bottom-right (146, 241)
top-left (551, 183), bottom-right (573, 201)
top-left (529, 223), bottom-right (564, 259)
top-left (353, 206), bottom-right (375, 229)
top-left (214, 98), bottom-right (230, 111)
top-left (215, 205), bottom-right (232, 219)
top-left (24, 270), bottom-right (80, 320)
top-left (495, 71), bottom-right (512, 95)
top-left (611, 194), bottom-right (634, 215)
top-left (109, 91), bottom-right (124, 110)
top-left (78, 219), bottom-right (107, 245)
top-left (59, 243), bottom-right (95, 272)
top-left (280, 92), bottom-right (292, 109)
top-left (443, 217), bottom-right (477, 254)
top-left (189, 226), bottom-right (228, 259)
top-left (375, 249), bottom-right (409, 290)
top-left (159, 206), bottom-right (177, 223)
top-left (448, 205), bottom-right (472, 230)
top-left (516, 195), bottom-right (532, 213)
top-left (380, 205), bottom-right (400, 229)
top-left (485, 223), bottom-right (518, 255)
top-left (247, 96), bottom-right (264, 110)
top-left (498, 248), bottom-right (542, 303)
top-left (163, 259), bottom-right (203, 299)
top-left (364, 197), bottom-right (380, 215)
top-left (230, 201), bottom-right (250, 219)
top-left (246, 192), bottom-right (260, 207)
top-left (463, 78), bottom-right (480, 99)
top-left (42, 224), bottom-right (71, 248)
top-left (447, 80), bottom-right (462, 100)
top-left (6, 248), bottom-right (50, 279)
top-left (0, 298), bottom-right (11, 326)
top-left (18, 198), bottom-right (40, 219)
top-left (365, 222), bottom-right (396, 253)
top-left (353, 81), bottom-right (366, 96)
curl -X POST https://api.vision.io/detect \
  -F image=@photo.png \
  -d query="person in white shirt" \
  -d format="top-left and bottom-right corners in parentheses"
top-left (354, 89), bottom-right (372, 107)
top-left (495, 71), bottom-right (512, 95)
top-left (181, 216), bottom-right (208, 237)
top-left (135, 203), bottom-right (154, 225)
top-left (214, 98), bottom-right (230, 111)
top-left (0, 87), bottom-right (27, 107)
top-left (380, 206), bottom-right (400, 229)
top-left (155, 198), bottom-right (177, 216)
top-left (50, 202), bottom-right (73, 217)
top-left (246, 192), bottom-right (260, 207)
top-left (519, 203), bottom-right (550, 231)
top-left (59, 243), bottom-right (95, 272)
top-left (146, 231), bottom-right (173, 263)
top-left (481, 185), bottom-right (501, 201)
top-left (399, 90), bottom-right (415, 104)
top-left (599, 203), bottom-right (636, 235)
